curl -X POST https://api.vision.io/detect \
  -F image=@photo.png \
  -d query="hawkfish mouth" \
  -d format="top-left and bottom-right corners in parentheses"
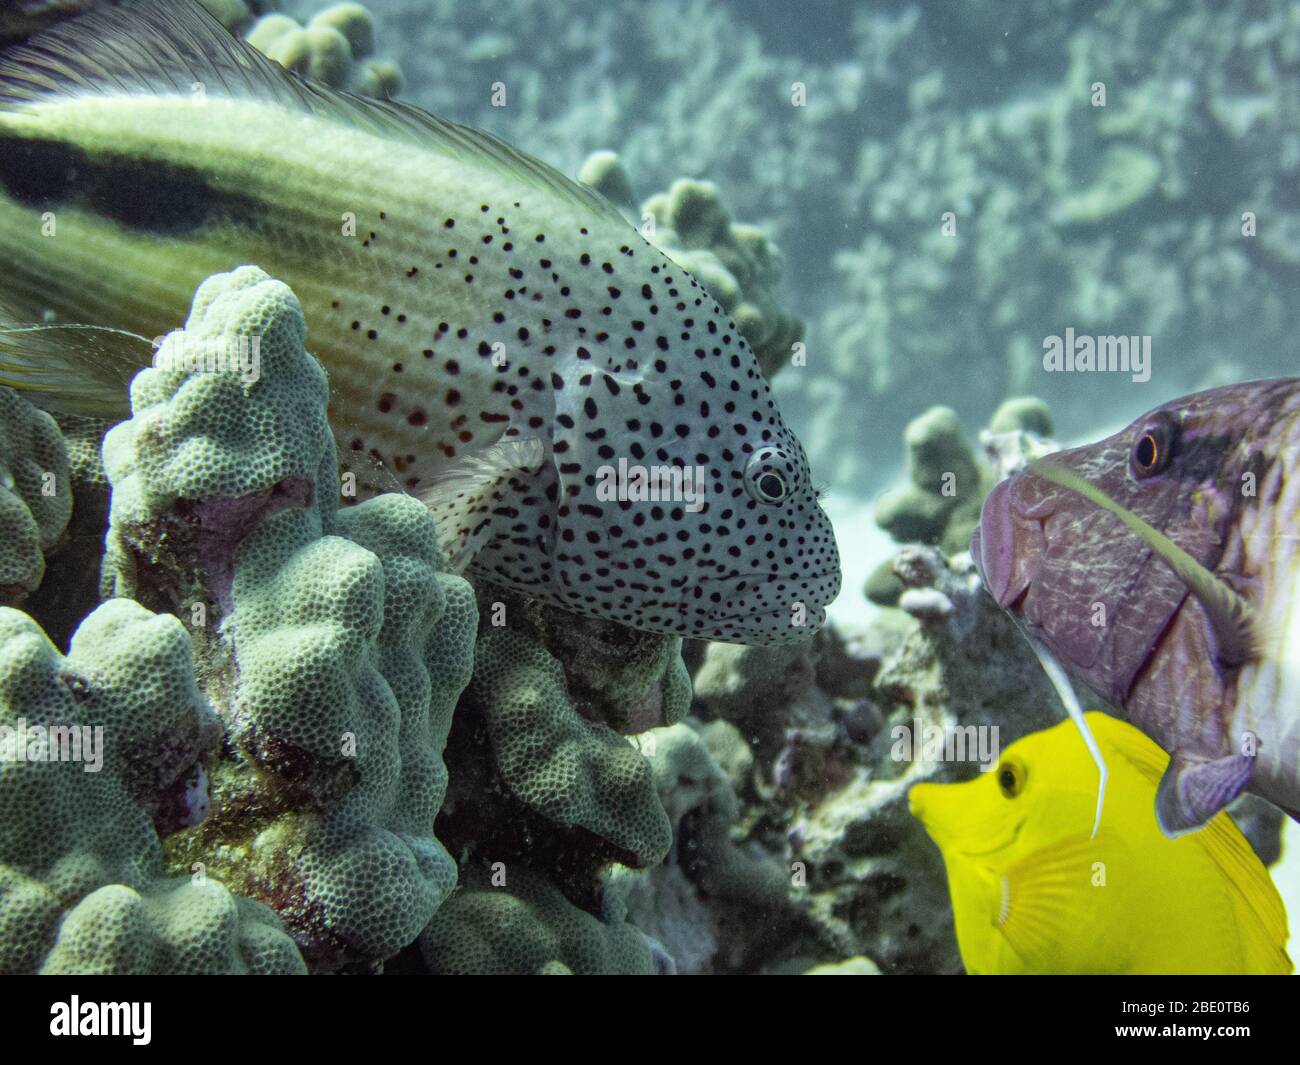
top-left (700, 570), bottom-right (840, 626)
top-left (704, 603), bottom-right (829, 628)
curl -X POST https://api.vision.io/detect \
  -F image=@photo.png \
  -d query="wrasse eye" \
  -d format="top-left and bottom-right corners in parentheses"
top-left (998, 761), bottom-right (1025, 798)
top-left (1130, 412), bottom-right (1177, 479)
top-left (1134, 433), bottom-right (1159, 469)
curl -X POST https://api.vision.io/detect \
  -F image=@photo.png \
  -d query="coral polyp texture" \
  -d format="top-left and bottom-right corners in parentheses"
top-left (608, 720), bottom-right (791, 973)
top-left (0, 599), bottom-right (303, 974)
top-left (419, 864), bottom-right (656, 975)
top-left (443, 586), bottom-right (687, 874)
top-left (101, 267), bottom-right (477, 969)
top-left (0, 387), bottom-right (72, 607)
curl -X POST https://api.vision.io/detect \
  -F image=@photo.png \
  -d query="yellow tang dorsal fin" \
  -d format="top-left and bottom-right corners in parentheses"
top-left (1086, 714), bottom-right (1291, 973)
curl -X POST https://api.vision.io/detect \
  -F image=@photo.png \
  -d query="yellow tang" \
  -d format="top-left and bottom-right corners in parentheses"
top-left (909, 712), bottom-right (1291, 974)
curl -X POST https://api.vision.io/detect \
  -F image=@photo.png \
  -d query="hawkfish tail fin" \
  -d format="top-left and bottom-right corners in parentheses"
top-left (0, 311), bottom-right (140, 417)
top-left (1030, 458), bottom-right (1262, 666)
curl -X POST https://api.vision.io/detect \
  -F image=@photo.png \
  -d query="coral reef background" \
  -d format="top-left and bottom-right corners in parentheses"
top-left (3, 0), bottom-right (1299, 974)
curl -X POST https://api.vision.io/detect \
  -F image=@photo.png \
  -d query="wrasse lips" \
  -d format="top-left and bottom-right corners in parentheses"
top-left (973, 478), bottom-right (1041, 609)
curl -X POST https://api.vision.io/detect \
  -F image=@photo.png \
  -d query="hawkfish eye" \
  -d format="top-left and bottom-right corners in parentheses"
top-left (998, 760), bottom-right (1025, 798)
top-left (758, 472), bottom-right (786, 501)
top-left (744, 446), bottom-right (794, 505)
top-left (1130, 412), bottom-right (1177, 479)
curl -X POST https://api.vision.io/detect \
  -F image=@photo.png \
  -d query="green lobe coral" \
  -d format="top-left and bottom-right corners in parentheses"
top-left (0, 599), bottom-right (303, 974)
top-left (469, 626), bottom-right (673, 868)
top-left (873, 406), bottom-right (986, 556)
top-left (246, 2), bottom-right (403, 97)
top-left (872, 397), bottom-right (1055, 562)
top-left (419, 864), bottom-right (655, 975)
top-left (427, 588), bottom-right (688, 973)
top-left (0, 387), bottom-right (71, 607)
top-left (101, 266), bottom-right (476, 968)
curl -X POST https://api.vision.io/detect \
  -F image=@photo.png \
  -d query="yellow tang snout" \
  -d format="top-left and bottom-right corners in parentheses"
top-left (908, 765), bottom-right (1027, 860)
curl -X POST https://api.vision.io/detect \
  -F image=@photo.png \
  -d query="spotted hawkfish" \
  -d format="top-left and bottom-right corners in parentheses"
top-left (0, 0), bottom-right (840, 645)
top-left (972, 379), bottom-right (1300, 836)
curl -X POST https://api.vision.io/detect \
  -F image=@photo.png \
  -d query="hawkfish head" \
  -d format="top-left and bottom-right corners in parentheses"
top-left (971, 379), bottom-right (1300, 832)
top-left (548, 357), bottom-right (841, 647)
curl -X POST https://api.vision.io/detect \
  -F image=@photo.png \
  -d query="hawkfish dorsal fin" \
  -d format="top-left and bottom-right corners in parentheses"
top-left (417, 437), bottom-right (547, 574)
top-left (1154, 748), bottom-right (1255, 837)
top-left (1030, 458), bottom-right (1262, 666)
top-left (0, 0), bottom-right (630, 229)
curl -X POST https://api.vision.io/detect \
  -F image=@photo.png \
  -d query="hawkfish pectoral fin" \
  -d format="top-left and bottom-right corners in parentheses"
top-left (0, 312), bottom-right (143, 417)
top-left (417, 437), bottom-right (547, 574)
top-left (1030, 458), bottom-right (1262, 666)
top-left (1154, 749), bottom-right (1255, 838)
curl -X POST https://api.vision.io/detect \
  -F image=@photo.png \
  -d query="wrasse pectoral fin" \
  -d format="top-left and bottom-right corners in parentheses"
top-left (1155, 749), bottom-right (1255, 838)
top-left (416, 437), bottom-right (546, 574)
top-left (1030, 457), bottom-right (1263, 666)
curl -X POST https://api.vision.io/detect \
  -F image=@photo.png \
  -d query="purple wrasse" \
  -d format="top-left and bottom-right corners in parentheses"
top-left (972, 379), bottom-right (1300, 835)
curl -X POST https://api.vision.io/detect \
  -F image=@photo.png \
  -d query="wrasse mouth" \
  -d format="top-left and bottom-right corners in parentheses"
top-left (974, 478), bottom-right (1047, 610)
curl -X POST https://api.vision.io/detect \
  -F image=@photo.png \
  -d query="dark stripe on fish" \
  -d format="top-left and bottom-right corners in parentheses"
top-left (0, 134), bottom-right (258, 234)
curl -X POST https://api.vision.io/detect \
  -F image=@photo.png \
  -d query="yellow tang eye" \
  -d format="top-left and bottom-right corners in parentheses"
top-left (998, 760), bottom-right (1025, 798)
